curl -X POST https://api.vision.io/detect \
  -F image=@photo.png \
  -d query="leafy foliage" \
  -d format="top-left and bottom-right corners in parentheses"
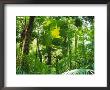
top-left (16, 16), bottom-right (94, 74)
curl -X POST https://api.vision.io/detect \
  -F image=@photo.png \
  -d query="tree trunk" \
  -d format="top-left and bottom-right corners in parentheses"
top-left (21, 16), bottom-right (35, 74)
top-left (62, 37), bottom-right (68, 56)
top-left (36, 31), bottom-right (42, 63)
top-left (56, 59), bottom-right (59, 74)
top-left (74, 30), bottom-right (79, 68)
top-left (46, 46), bottom-right (52, 65)
top-left (82, 29), bottom-right (85, 66)
top-left (69, 42), bottom-right (72, 69)
top-left (75, 31), bottom-right (77, 54)
top-left (46, 45), bottom-right (52, 73)
top-left (23, 16), bottom-right (35, 54)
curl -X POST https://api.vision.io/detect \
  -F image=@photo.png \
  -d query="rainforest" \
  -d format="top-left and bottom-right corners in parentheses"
top-left (16, 16), bottom-right (94, 75)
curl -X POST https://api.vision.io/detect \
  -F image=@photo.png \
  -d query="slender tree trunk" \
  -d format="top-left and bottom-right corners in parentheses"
top-left (75, 31), bottom-right (77, 54)
top-left (46, 46), bottom-right (52, 74)
top-left (62, 37), bottom-right (68, 56)
top-left (56, 59), bottom-right (59, 74)
top-left (82, 29), bottom-right (85, 66)
top-left (46, 46), bottom-right (52, 65)
top-left (21, 16), bottom-right (35, 74)
top-left (36, 31), bottom-right (42, 63)
top-left (20, 17), bottom-right (27, 53)
top-left (69, 42), bottom-right (72, 69)
top-left (23, 16), bottom-right (35, 54)
top-left (74, 30), bottom-right (79, 68)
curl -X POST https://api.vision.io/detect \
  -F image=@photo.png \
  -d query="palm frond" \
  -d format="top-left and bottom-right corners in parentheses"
top-left (62, 69), bottom-right (94, 75)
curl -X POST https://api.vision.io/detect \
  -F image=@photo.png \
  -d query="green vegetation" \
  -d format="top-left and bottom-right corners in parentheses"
top-left (16, 16), bottom-right (94, 75)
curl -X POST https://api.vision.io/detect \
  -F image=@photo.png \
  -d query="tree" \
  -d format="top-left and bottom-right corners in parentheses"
top-left (21, 16), bottom-right (35, 73)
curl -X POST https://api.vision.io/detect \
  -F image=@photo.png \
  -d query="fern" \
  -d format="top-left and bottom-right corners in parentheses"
top-left (62, 69), bottom-right (94, 75)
